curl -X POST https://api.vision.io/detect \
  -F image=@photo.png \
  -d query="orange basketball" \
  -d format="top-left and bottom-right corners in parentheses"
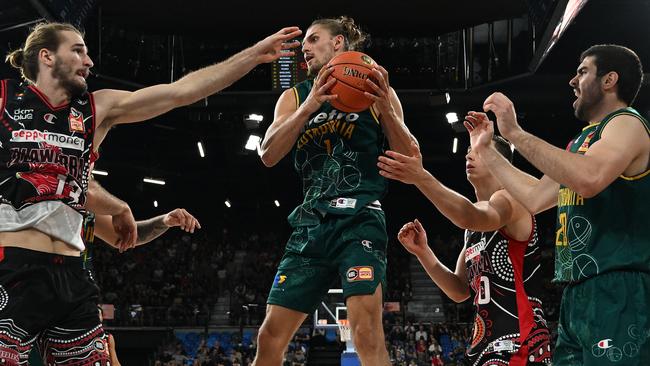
top-left (325, 51), bottom-right (378, 113)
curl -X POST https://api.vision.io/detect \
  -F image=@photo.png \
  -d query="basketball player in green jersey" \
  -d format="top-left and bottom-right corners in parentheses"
top-left (256, 16), bottom-right (415, 366)
top-left (468, 44), bottom-right (649, 365)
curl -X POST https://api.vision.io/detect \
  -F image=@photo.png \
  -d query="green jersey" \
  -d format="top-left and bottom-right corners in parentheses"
top-left (554, 107), bottom-right (650, 282)
top-left (287, 79), bottom-right (387, 227)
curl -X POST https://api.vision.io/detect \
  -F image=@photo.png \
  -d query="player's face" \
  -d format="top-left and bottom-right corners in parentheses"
top-left (569, 56), bottom-right (604, 122)
top-left (51, 31), bottom-right (93, 96)
top-left (302, 25), bottom-right (338, 77)
top-left (465, 146), bottom-right (491, 184)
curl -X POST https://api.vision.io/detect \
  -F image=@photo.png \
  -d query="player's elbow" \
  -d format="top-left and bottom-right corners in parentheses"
top-left (260, 150), bottom-right (278, 168)
top-left (450, 289), bottom-right (471, 303)
top-left (573, 177), bottom-right (605, 199)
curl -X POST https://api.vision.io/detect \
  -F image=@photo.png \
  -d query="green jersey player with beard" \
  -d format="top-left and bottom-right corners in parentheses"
top-left (255, 16), bottom-right (416, 366)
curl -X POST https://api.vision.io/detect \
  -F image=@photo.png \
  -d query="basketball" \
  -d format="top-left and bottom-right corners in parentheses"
top-left (325, 51), bottom-right (378, 113)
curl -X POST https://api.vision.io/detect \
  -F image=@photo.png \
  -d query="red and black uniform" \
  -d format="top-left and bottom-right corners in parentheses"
top-left (0, 79), bottom-right (95, 211)
top-left (0, 80), bottom-right (109, 366)
top-left (464, 219), bottom-right (552, 366)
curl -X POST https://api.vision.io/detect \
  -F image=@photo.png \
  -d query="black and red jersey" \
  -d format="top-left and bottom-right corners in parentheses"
top-left (0, 80), bottom-right (96, 211)
top-left (464, 218), bottom-right (551, 366)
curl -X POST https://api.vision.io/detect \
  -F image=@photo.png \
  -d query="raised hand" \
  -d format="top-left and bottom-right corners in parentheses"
top-left (377, 142), bottom-right (428, 185)
top-left (397, 219), bottom-right (429, 257)
top-left (482, 92), bottom-right (522, 140)
top-left (253, 26), bottom-right (303, 64)
top-left (464, 111), bottom-right (495, 152)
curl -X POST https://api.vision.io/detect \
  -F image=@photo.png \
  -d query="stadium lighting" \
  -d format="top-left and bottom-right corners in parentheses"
top-left (245, 135), bottom-right (261, 151)
top-left (197, 142), bottom-right (205, 157)
top-left (446, 112), bottom-right (459, 123)
top-left (247, 114), bottom-right (264, 122)
top-left (143, 177), bottom-right (166, 185)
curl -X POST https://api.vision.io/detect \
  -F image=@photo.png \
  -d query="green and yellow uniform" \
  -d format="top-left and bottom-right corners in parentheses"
top-left (554, 108), bottom-right (650, 365)
top-left (267, 79), bottom-right (389, 313)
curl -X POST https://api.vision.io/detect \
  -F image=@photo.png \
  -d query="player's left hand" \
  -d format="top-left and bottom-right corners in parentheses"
top-left (163, 208), bottom-right (201, 233)
top-left (482, 92), bottom-right (522, 140)
top-left (253, 26), bottom-right (303, 64)
top-left (364, 65), bottom-right (395, 115)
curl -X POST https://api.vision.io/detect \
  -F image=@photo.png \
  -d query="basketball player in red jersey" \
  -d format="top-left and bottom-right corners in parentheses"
top-left (379, 121), bottom-right (552, 366)
top-left (0, 21), bottom-right (300, 365)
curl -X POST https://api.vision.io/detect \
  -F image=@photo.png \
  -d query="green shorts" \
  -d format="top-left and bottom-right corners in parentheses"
top-left (554, 271), bottom-right (650, 365)
top-left (267, 208), bottom-right (387, 314)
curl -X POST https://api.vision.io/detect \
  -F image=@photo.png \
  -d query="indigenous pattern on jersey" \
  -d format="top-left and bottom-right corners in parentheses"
top-left (554, 107), bottom-right (650, 283)
top-left (464, 220), bottom-right (551, 366)
top-left (288, 79), bottom-right (387, 227)
top-left (0, 80), bottom-right (95, 211)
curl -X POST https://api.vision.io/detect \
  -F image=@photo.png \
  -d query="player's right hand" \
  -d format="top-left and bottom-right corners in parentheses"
top-left (464, 111), bottom-right (495, 153)
top-left (398, 219), bottom-right (429, 257)
top-left (253, 26), bottom-right (303, 64)
top-left (303, 66), bottom-right (338, 113)
top-left (163, 208), bottom-right (201, 233)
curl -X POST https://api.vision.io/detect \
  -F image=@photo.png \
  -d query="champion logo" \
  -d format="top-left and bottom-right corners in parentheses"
top-left (361, 239), bottom-right (373, 251)
top-left (43, 113), bottom-right (57, 124)
top-left (597, 339), bottom-right (613, 349)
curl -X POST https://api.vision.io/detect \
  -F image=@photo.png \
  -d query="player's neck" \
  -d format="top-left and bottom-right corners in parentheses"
top-left (585, 97), bottom-right (628, 125)
top-left (34, 76), bottom-right (71, 107)
top-left (472, 178), bottom-right (500, 202)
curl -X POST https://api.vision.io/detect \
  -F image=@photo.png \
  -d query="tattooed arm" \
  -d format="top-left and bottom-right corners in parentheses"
top-left (94, 208), bottom-right (201, 250)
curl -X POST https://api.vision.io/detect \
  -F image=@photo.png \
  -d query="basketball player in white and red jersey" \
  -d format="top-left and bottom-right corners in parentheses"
top-left (0, 21), bottom-right (301, 365)
top-left (379, 122), bottom-right (552, 366)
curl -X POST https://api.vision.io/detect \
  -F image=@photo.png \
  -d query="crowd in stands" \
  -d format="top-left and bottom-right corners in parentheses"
top-left (152, 329), bottom-right (310, 366)
top-left (93, 220), bottom-right (562, 365)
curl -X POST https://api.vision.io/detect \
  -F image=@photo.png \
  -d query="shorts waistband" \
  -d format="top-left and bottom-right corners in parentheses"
top-left (0, 247), bottom-right (83, 266)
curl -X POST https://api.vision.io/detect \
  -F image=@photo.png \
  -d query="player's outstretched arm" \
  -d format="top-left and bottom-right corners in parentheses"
top-left (93, 27), bottom-right (302, 131)
top-left (95, 208), bottom-right (200, 251)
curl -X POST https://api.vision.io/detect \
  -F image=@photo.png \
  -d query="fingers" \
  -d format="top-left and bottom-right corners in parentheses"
top-left (317, 75), bottom-right (336, 93)
top-left (377, 156), bottom-right (402, 174)
top-left (383, 150), bottom-right (412, 162)
top-left (277, 27), bottom-right (302, 38)
top-left (170, 208), bottom-right (201, 233)
top-left (127, 226), bottom-right (137, 250)
top-left (463, 121), bottom-right (474, 133)
top-left (364, 78), bottom-right (385, 100)
top-left (414, 219), bottom-right (424, 233)
top-left (371, 66), bottom-right (389, 90)
top-left (315, 66), bottom-right (334, 84)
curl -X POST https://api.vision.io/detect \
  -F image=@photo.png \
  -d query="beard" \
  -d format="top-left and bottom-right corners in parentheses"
top-left (52, 58), bottom-right (88, 97)
top-left (574, 85), bottom-right (604, 121)
top-left (307, 60), bottom-right (323, 78)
